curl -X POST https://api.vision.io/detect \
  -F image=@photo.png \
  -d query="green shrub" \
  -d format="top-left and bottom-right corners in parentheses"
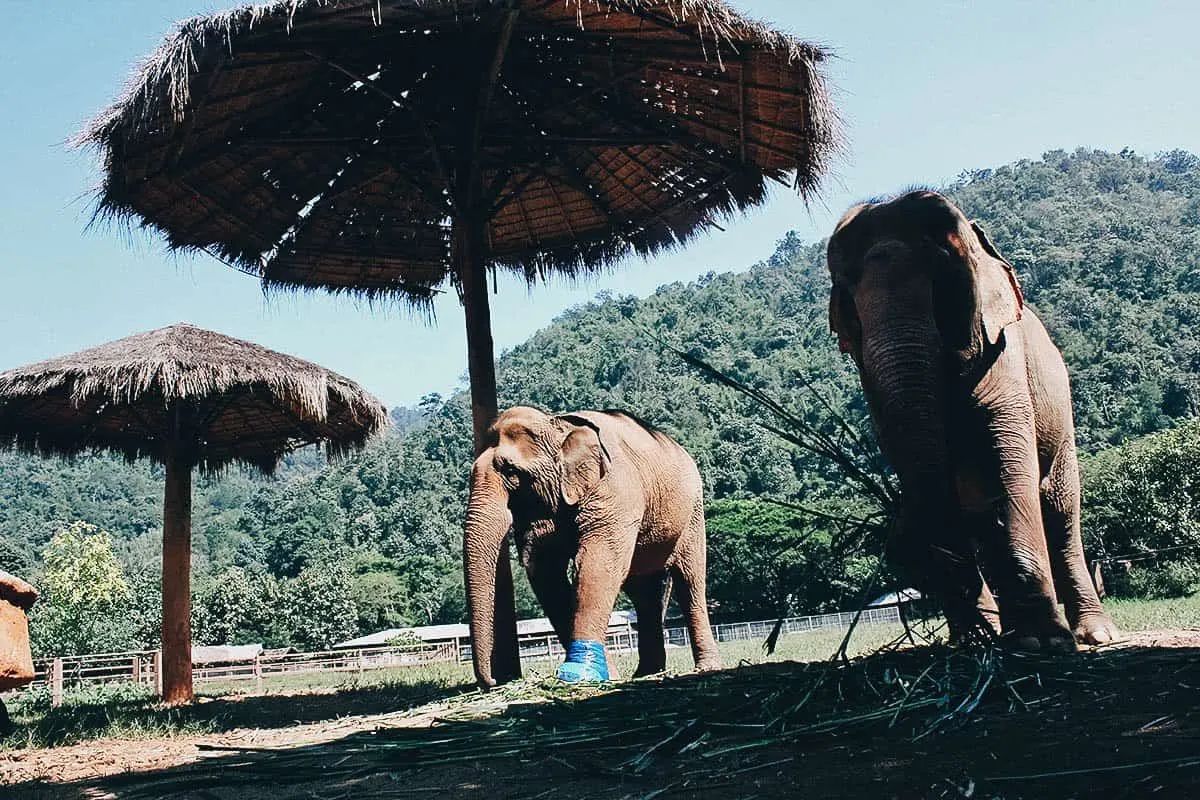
top-left (1082, 421), bottom-right (1200, 598)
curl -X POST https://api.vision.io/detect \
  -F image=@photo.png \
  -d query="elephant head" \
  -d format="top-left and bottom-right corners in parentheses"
top-left (826, 191), bottom-right (1024, 619)
top-left (463, 406), bottom-right (610, 688)
top-left (828, 191), bottom-right (1024, 374)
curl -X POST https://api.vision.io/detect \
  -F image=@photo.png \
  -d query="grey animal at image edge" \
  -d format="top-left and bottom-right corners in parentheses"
top-left (827, 190), bottom-right (1121, 650)
top-left (463, 406), bottom-right (723, 688)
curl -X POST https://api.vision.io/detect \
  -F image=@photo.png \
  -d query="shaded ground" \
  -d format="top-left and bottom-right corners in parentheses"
top-left (5, 630), bottom-right (1199, 800)
top-left (0, 626), bottom-right (903, 752)
top-left (2, 675), bottom-right (469, 753)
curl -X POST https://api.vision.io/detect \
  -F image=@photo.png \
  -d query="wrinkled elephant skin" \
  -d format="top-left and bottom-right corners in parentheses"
top-left (463, 406), bottom-right (722, 688)
top-left (0, 570), bottom-right (37, 691)
top-left (827, 191), bottom-right (1119, 650)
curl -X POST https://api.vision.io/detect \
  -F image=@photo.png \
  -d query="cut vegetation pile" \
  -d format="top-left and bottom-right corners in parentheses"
top-left (75, 635), bottom-right (1200, 800)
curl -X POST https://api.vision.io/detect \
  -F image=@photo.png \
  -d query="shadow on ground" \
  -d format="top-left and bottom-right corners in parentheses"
top-left (10, 636), bottom-right (1200, 800)
top-left (4, 676), bottom-right (475, 750)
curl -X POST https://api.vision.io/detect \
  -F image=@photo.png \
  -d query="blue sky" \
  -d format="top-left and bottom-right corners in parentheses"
top-left (0, 0), bottom-right (1196, 408)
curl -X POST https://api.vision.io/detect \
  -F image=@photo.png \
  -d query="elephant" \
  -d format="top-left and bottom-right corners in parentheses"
top-left (463, 406), bottom-right (722, 688)
top-left (826, 190), bottom-right (1119, 650)
top-left (0, 569), bottom-right (37, 734)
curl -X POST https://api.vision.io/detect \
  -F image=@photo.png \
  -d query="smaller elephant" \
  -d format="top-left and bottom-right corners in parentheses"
top-left (464, 406), bottom-right (722, 687)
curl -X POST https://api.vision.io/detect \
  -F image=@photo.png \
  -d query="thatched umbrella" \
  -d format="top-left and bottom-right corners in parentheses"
top-left (79, 0), bottom-right (840, 454)
top-left (0, 324), bottom-right (387, 704)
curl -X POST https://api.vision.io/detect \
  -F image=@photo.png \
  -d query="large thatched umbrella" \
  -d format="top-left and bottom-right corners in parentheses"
top-left (79, 0), bottom-right (840, 454)
top-left (0, 324), bottom-right (387, 704)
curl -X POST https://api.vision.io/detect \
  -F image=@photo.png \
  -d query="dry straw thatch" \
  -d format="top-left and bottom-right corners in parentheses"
top-left (0, 323), bottom-right (387, 473)
top-left (78, 0), bottom-right (841, 305)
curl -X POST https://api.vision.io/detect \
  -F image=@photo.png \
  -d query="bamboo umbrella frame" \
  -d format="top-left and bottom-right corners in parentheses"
top-left (78, 0), bottom-right (841, 455)
top-left (0, 324), bottom-right (387, 704)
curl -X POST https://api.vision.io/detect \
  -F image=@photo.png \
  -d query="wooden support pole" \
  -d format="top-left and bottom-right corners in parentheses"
top-left (161, 447), bottom-right (195, 705)
top-left (50, 658), bottom-right (64, 707)
top-left (456, 215), bottom-right (500, 457)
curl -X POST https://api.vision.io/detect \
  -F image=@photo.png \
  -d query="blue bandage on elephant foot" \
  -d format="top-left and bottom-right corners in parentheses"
top-left (556, 640), bottom-right (610, 682)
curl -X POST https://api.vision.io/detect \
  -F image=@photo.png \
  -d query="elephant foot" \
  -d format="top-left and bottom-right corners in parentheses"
top-left (1072, 613), bottom-right (1122, 646)
top-left (946, 610), bottom-right (1002, 646)
top-left (999, 619), bottom-right (1078, 654)
top-left (632, 660), bottom-right (667, 679)
top-left (556, 640), bottom-right (611, 683)
top-left (694, 656), bottom-right (724, 673)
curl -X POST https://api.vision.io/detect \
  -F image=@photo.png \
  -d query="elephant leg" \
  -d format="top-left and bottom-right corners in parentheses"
top-left (624, 571), bottom-right (671, 677)
top-left (975, 350), bottom-right (1074, 651)
top-left (948, 511), bottom-right (1003, 642)
top-left (670, 509), bottom-right (722, 673)
top-left (1040, 448), bottom-right (1120, 645)
top-left (557, 531), bottom-right (633, 681)
top-left (526, 544), bottom-right (575, 649)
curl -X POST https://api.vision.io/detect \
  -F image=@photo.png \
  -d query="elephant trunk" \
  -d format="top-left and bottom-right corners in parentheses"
top-left (856, 277), bottom-right (981, 614)
top-left (463, 459), bottom-right (522, 689)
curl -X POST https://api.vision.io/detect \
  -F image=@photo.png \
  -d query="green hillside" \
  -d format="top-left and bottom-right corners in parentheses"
top-left (5, 148), bottom-right (1200, 654)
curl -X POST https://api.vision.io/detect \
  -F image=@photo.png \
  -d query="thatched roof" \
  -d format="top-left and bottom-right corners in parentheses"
top-left (0, 324), bottom-right (387, 473)
top-left (79, 0), bottom-right (840, 306)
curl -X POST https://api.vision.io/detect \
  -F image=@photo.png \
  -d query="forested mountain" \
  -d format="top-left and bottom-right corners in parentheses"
top-left (5, 148), bottom-right (1200, 654)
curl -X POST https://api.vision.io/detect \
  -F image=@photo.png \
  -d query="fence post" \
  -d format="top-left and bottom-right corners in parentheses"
top-left (132, 654), bottom-right (141, 685)
top-left (50, 658), bottom-right (64, 707)
top-left (153, 649), bottom-right (164, 697)
top-left (357, 649), bottom-right (365, 678)
top-left (254, 653), bottom-right (263, 693)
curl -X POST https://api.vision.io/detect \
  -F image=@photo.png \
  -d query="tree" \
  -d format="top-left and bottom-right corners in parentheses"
top-left (4, 147), bottom-right (1200, 611)
top-left (193, 567), bottom-right (281, 646)
top-left (278, 562), bottom-right (360, 650)
top-left (1082, 422), bottom-right (1200, 597)
top-left (350, 553), bottom-right (411, 632)
top-left (705, 500), bottom-right (878, 620)
top-left (29, 521), bottom-right (136, 656)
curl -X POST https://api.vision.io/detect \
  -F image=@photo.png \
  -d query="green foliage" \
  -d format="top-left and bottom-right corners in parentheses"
top-left (276, 562), bottom-right (360, 651)
top-left (29, 522), bottom-right (138, 657)
top-left (41, 522), bottom-right (130, 607)
top-left (949, 149), bottom-right (1200, 450)
top-left (385, 630), bottom-right (425, 647)
top-left (1082, 420), bottom-right (1200, 597)
top-left (705, 499), bottom-right (880, 620)
top-left (4, 147), bottom-right (1200, 650)
top-left (192, 567), bottom-right (282, 647)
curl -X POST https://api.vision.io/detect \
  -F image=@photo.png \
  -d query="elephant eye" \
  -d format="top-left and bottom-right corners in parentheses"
top-left (497, 461), bottom-right (520, 477)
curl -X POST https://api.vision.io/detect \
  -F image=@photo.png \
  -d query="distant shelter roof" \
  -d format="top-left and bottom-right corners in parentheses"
top-left (0, 323), bottom-right (387, 474)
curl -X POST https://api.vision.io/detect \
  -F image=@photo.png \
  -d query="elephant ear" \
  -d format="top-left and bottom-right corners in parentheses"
top-left (826, 204), bottom-right (871, 358)
top-left (828, 284), bottom-right (860, 357)
top-left (556, 417), bottom-right (609, 507)
top-left (933, 218), bottom-right (1024, 369)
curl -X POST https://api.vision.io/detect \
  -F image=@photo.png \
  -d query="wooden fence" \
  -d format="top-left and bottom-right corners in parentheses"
top-left (4, 605), bottom-right (902, 705)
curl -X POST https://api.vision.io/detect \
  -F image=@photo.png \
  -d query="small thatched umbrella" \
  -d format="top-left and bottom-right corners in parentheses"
top-left (0, 324), bottom-right (387, 704)
top-left (79, 0), bottom-right (840, 454)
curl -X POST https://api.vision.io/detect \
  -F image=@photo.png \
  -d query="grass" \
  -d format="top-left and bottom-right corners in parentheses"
top-left (90, 637), bottom-right (1200, 800)
top-left (195, 656), bottom-right (474, 698)
top-left (0, 622), bottom-right (902, 751)
top-left (3, 595), bottom-right (1196, 753)
top-left (1104, 593), bottom-right (1200, 630)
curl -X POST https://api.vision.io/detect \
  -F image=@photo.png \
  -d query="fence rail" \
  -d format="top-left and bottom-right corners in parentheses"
top-left (4, 605), bottom-right (902, 705)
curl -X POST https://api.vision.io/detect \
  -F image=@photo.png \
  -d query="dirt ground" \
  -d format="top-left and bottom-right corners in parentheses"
top-left (5, 630), bottom-right (1200, 800)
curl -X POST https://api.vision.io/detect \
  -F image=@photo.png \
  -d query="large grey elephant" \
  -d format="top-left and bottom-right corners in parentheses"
top-left (464, 406), bottom-right (722, 688)
top-left (826, 190), bottom-right (1119, 650)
